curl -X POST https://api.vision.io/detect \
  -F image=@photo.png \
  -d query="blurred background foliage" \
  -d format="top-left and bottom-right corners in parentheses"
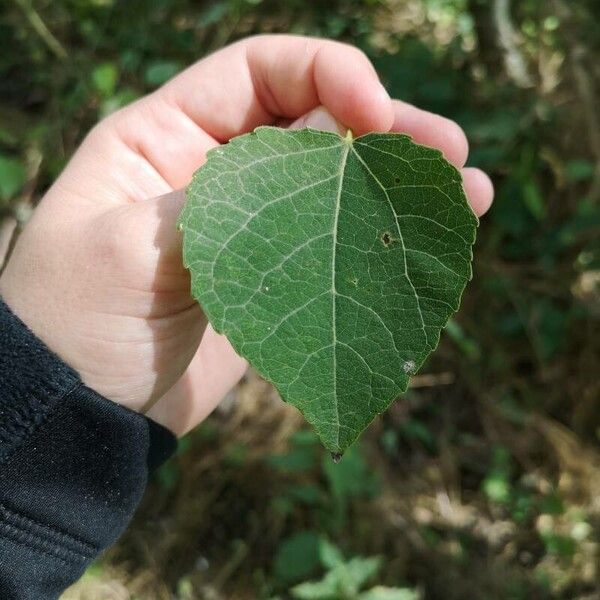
top-left (1, 0), bottom-right (599, 598)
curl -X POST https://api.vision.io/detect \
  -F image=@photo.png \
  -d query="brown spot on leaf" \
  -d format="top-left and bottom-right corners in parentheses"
top-left (380, 231), bottom-right (394, 247)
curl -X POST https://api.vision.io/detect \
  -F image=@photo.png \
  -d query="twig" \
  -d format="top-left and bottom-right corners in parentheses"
top-left (411, 372), bottom-right (455, 388)
top-left (13, 0), bottom-right (67, 60)
top-left (492, 0), bottom-right (533, 88)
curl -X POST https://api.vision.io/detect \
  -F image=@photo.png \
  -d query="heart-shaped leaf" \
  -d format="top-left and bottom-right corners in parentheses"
top-left (181, 127), bottom-right (477, 453)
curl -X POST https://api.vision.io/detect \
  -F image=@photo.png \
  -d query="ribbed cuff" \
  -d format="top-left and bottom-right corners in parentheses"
top-left (0, 297), bottom-right (176, 467)
top-left (0, 296), bottom-right (177, 597)
top-left (0, 298), bottom-right (82, 463)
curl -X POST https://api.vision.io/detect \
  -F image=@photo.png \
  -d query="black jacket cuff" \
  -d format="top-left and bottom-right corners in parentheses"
top-left (0, 298), bottom-right (177, 599)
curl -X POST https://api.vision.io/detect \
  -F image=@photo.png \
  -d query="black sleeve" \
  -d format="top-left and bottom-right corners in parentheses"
top-left (0, 298), bottom-right (177, 599)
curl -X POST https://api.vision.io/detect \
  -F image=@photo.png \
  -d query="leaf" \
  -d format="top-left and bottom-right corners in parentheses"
top-left (359, 586), bottom-right (421, 600)
top-left (564, 159), bottom-right (594, 182)
top-left (291, 571), bottom-right (339, 600)
top-left (181, 127), bottom-right (477, 453)
top-left (91, 62), bottom-right (118, 97)
top-left (197, 1), bottom-right (230, 27)
top-left (0, 155), bottom-right (26, 201)
top-left (291, 555), bottom-right (382, 599)
top-left (322, 444), bottom-right (378, 501)
top-left (342, 556), bottom-right (382, 591)
top-left (144, 61), bottom-right (181, 87)
top-left (522, 180), bottom-right (546, 220)
top-left (267, 429), bottom-right (319, 473)
top-left (274, 531), bottom-right (321, 584)
top-left (319, 538), bottom-right (344, 569)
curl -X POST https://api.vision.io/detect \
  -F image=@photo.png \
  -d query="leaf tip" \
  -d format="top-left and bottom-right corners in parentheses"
top-left (330, 452), bottom-right (343, 464)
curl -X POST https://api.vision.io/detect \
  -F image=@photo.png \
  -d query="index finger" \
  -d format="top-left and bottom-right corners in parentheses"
top-left (160, 35), bottom-right (394, 141)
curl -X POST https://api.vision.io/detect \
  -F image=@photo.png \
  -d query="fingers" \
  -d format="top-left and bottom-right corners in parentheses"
top-left (391, 100), bottom-right (469, 168)
top-left (48, 117), bottom-right (175, 206)
top-left (291, 105), bottom-right (493, 217)
top-left (104, 95), bottom-right (219, 191)
top-left (159, 35), bottom-right (393, 142)
top-left (389, 100), bottom-right (494, 216)
top-left (85, 36), bottom-right (392, 193)
top-left (461, 167), bottom-right (494, 217)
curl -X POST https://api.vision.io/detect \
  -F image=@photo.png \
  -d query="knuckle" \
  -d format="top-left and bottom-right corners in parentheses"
top-left (335, 40), bottom-right (370, 63)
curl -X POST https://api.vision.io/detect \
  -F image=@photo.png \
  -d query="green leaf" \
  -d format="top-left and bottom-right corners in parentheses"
top-left (291, 571), bottom-right (340, 600)
top-left (359, 586), bottom-right (420, 600)
top-left (483, 473), bottom-right (511, 504)
top-left (91, 62), bottom-right (118, 97)
top-left (267, 428), bottom-right (319, 473)
top-left (564, 159), bottom-right (594, 182)
top-left (322, 444), bottom-right (378, 501)
top-left (319, 538), bottom-right (344, 569)
top-left (0, 155), bottom-right (26, 201)
top-left (291, 556), bottom-right (381, 600)
top-left (197, 2), bottom-right (230, 27)
top-left (274, 531), bottom-right (321, 585)
top-left (342, 556), bottom-right (382, 591)
top-left (522, 180), bottom-right (546, 220)
top-left (482, 445), bottom-right (512, 504)
top-left (182, 127), bottom-right (477, 452)
top-left (144, 61), bottom-right (181, 87)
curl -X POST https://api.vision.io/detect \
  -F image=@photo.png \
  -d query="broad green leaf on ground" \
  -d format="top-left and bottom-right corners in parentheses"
top-left (359, 586), bottom-right (421, 600)
top-left (181, 127), bottom-right (477, 453)
top-left (291, 555), bottom-right (381, 599)
top-left (274, 531), bottom-right (321, 584)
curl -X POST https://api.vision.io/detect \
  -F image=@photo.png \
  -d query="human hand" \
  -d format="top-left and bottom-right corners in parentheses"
top-left (0, 35), bottom-right (493, 435)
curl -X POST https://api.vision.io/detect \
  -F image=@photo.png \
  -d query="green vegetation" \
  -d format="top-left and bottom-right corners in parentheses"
top-left (2, 0), bottom-right (599, 598)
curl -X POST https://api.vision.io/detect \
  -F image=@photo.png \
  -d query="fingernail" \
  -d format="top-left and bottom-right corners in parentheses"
top-left (303, 107), bottom-right (346, 135)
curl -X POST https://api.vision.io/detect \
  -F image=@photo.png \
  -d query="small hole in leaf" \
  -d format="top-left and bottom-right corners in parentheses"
top-left (394, 177), bottom-right (401, 184)
top-left (380, 231), bottom-right (393, 247)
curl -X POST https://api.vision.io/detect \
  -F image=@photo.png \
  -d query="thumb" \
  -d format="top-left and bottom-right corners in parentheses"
top-left (107, 188), bottom-right (187, 276)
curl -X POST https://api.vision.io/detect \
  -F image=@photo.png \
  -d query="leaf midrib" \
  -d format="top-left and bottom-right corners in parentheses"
top-left (331, 138), bottom-right (351, 450)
